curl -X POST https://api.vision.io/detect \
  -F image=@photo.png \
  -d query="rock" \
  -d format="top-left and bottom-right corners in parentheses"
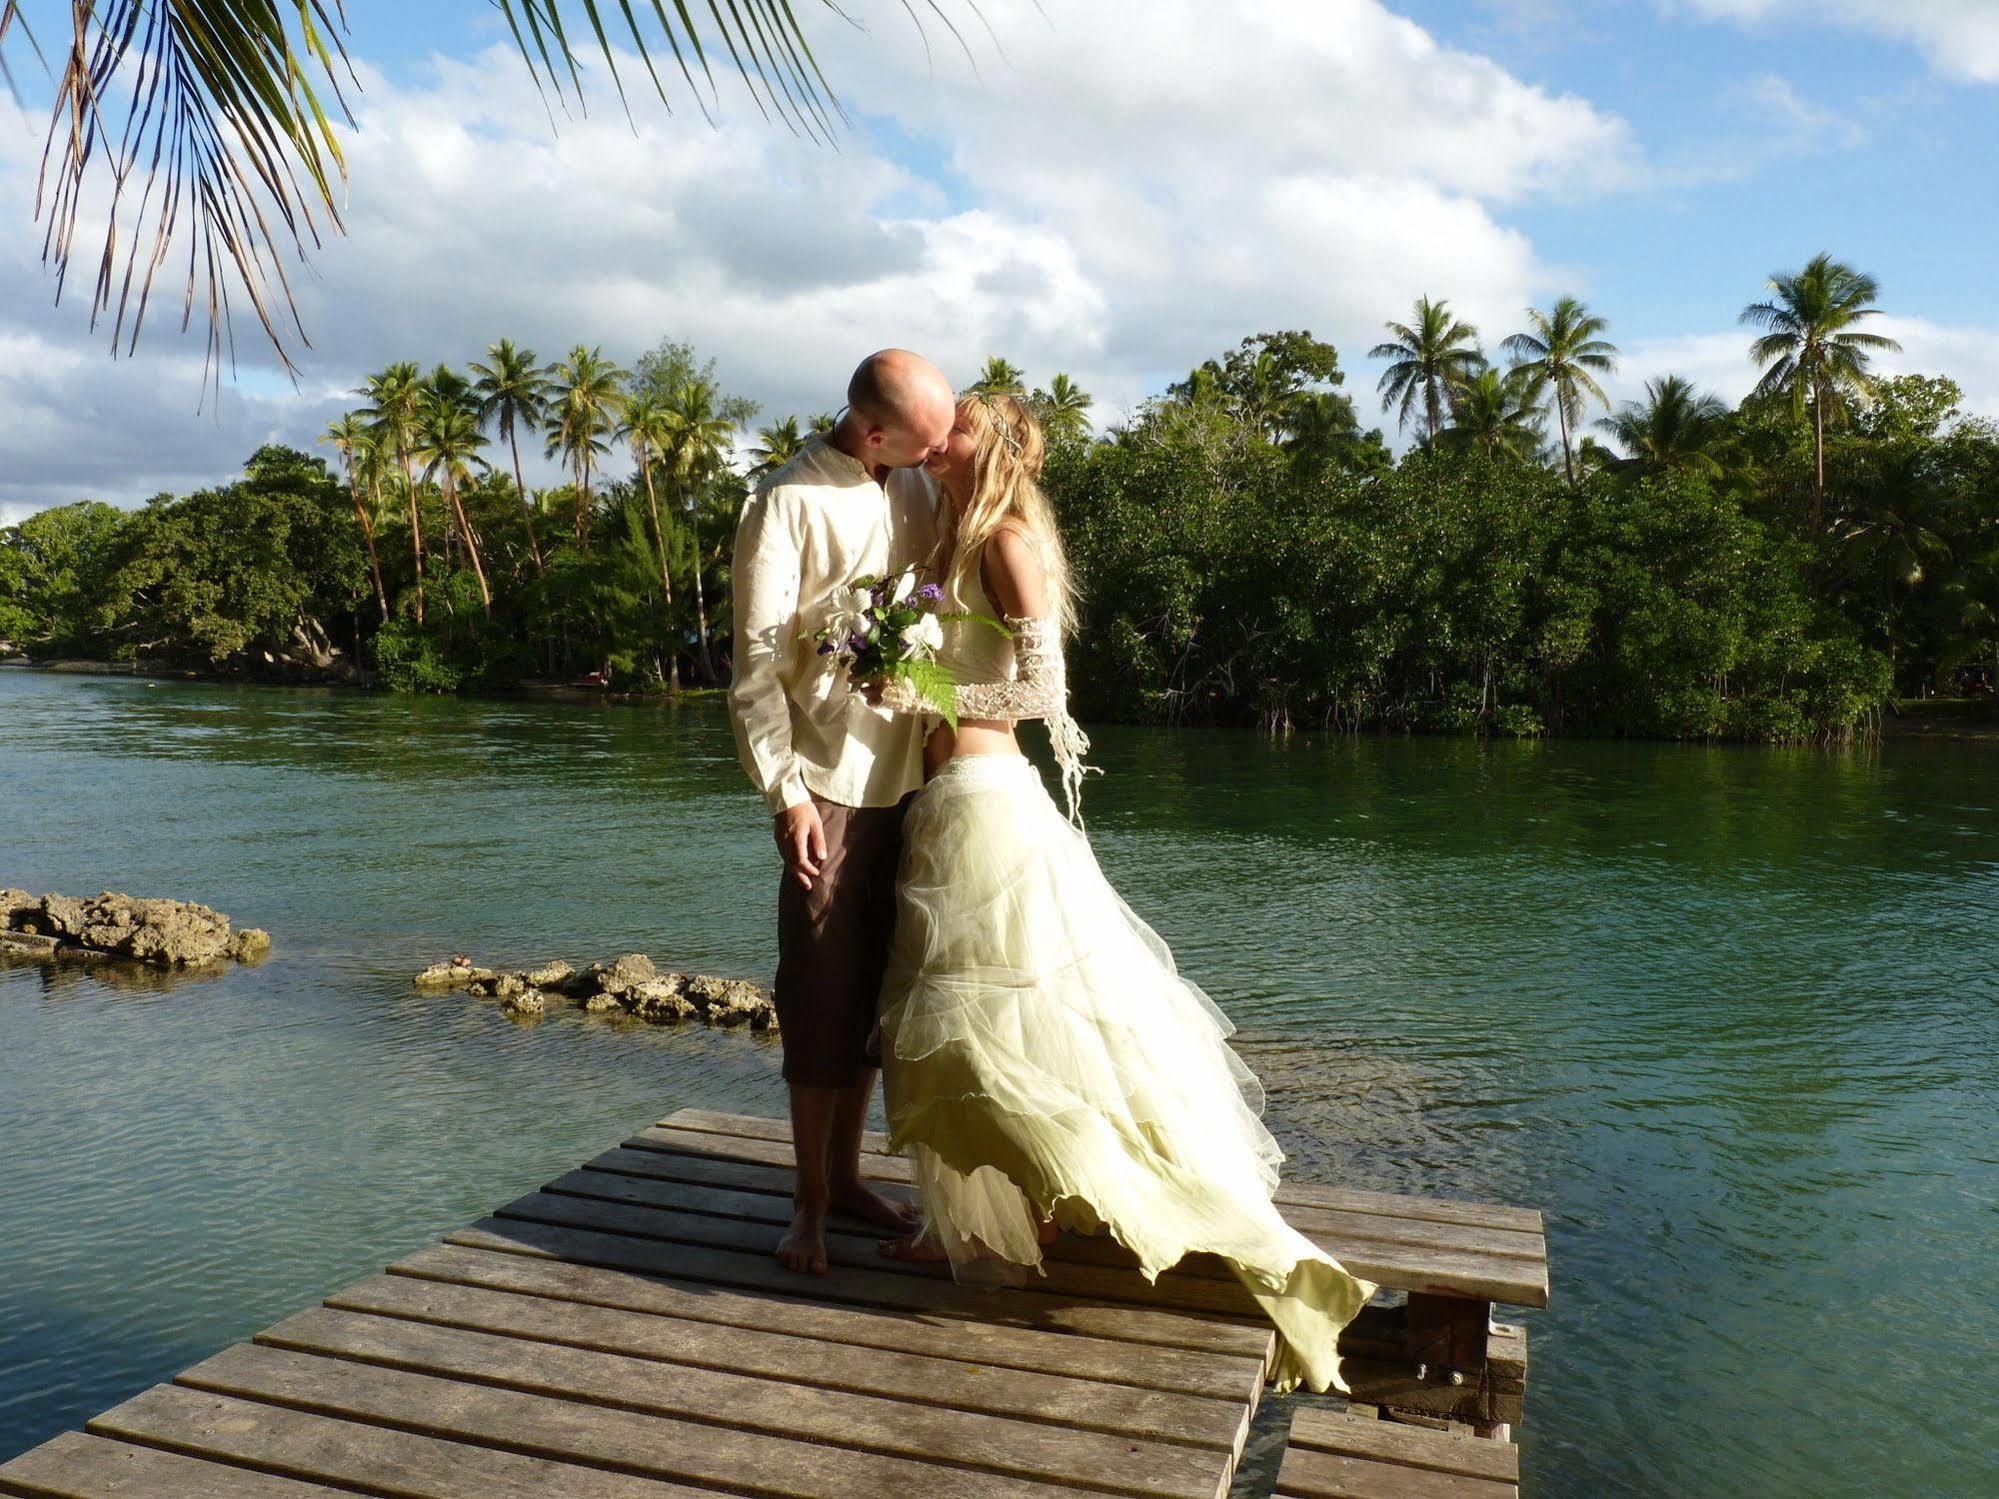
top-left (625, 976), bottom-right (695, 1022)
top-left (493, 973), bottom-right (528, 1000)
top-left (0, 889), bottom-right (267, 970)
top-left (524, 960), bottom-right (573, 989)
top-left (230, 928), bottom-right (272, 962)
top-left (0, 930), bottom-right (63, 957)
top-left (580, 992), bottom-right (625, 1014)
top-left (683, 974), bottom-right (776, 1028)
top-left (414, 948), bottom-right (775, 1034)
top-left (414, 962), bottom-right (473, 988)
top-left (502, 988), bottom-right (545, 1018)
top-left (1, 888), bottom-right (37, 928)
top-left (28, 893), bottom-right (89, 939)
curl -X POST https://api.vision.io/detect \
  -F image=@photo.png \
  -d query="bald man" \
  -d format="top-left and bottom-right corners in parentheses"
top-left (728, 349), bottom-right (955, 1274)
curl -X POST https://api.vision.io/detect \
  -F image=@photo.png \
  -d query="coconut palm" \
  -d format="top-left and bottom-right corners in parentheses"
top-left (470, 339), bottom-right (554, 575)
top-left (414, 392), bottom-right (494, 616)
top-left (808, 411), bottom-right (838, 434)
top-left (1036, 373), bottom-right (1095, 443)
top-left (359, 361), bottom-right (428, 625)
top-left (619, 394), bottom-right (686, 689)
top-left (1742, 253), bottom-right (1902, 532)
top-left (1439, 367), bottom-right (1544, 465)
top-left (16, 3), bottom-right (984, 378)
top-left (661, 378), bottom-right (740, 680)
top-left (1371, 297), bottom-right (1484, 445)
top-left (749, 416), bottom-right (808, 479)
top-left (545, 345), bottom-right (627, 554)
top-left (1597, 377), bottom-right (1732, 480)
top-left (1501, 298), bottom-right (1617, 484)
top-left (320, 413), bottom-right (390, 622)
top-left (968, 357), bottom-right (1027, 395)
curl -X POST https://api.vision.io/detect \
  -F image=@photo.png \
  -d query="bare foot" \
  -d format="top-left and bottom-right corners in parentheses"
top-left (1035, 1212), bottom-right (1062, 1247)
top-left (878, 1229), bottom-right (950, 1263)
top-left (832, 1177), bottom-right (922, 1234)
top-left (775, 1204), bottom-right (830, 1275)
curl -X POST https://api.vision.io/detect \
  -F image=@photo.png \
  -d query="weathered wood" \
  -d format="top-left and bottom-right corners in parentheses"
top-left (1287, 1407), bottom-right (1519, 1483)
top-left (88, 1384), bottom-right (718, 1498)
top-left (174, 1342), bottom-right (1207, 1499)
top-left (1405, 1295), bottom-right (1493, 1374)
top-left (395, 1238), bottom-right (1268, 1405)
top-left (328, 1270), bottom-right (1251, 1455)
top-left (661, 1108), bottom-right (1544, 1234)
top-left (1274, 1444), bottom-right (1517, 1499)
top-left (0, 1431), bottom-right (342, 1498)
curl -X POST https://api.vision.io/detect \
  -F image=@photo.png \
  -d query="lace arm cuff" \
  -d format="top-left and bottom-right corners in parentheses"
top-left (879, 616), bottom-right (1065, 722)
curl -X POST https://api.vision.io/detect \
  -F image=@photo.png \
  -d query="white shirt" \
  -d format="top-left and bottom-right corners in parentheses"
top-left (728, 435), bottom-right (941, 815)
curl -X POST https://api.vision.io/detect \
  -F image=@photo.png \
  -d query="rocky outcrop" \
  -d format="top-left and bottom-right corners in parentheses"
top-left (413, 952), bottom-right (776, 1031)
top-left (0, 888), bottom-right (271, 969)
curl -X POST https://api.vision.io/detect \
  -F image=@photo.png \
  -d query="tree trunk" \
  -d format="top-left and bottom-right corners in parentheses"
top-left (1559, 397), bottom-right (1575, 486)
top-left (349, 471), bottom-right (389, 622)
top-left (1812, 391), bottom-right (1826, 535)
top-left (691, 505), bottom-right (715, 682)
top-left (510, 425), bottom-right (544, 575)
top-left (639, 458), bottom-right (681, 693)
top-left (401, 449), bottom-right (424, 626)
top-left (445, 474), bottom-right (493, 616)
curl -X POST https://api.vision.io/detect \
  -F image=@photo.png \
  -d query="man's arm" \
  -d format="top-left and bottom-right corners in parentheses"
top-left (728, 485), bottom-right (812, 816)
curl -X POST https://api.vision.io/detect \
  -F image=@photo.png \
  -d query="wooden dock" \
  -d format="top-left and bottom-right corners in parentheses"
top-left (0, 1108), bottom-right (1547, 1497)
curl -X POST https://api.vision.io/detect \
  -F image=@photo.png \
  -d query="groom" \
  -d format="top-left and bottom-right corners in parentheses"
top-left (728, 348), bottom-right (956, 1274)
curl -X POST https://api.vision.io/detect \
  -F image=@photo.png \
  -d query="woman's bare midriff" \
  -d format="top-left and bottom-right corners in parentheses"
top-left (922, 720), bottom-right (1022, 777)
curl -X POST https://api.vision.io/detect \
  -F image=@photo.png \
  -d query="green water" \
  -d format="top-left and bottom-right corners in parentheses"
top-left (1, 667), bottom-right (1994, 1496)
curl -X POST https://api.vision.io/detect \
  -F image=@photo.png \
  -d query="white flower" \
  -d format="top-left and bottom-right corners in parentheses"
top-left (890, 570), bottom-right (917, 605)
top-left (901, 613), bottom-right (945, 659)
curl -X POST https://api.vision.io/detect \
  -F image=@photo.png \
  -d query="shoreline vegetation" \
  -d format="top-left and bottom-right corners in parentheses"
top-left (6, 266), bottom-right (1999, 744)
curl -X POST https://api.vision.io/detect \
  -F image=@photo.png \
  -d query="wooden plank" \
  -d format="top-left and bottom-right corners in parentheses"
top-left (329, 1270), bottom-right (1251, 1455)
top-left (0, 1431), bottom-right (342, 1498)
top-left (483, 1192), bottom-right (1275, 1355)
top-left (1287, 1407), bottom-right (1519, 1483)
top-left (623, 1126), bottom-right (1549, 1307)
top-left (393, 1239), bottom-right (1267, 1406)
top-left (252, 1305), bottom-right (1229, 1498)
top-left (660, 1108), bottom-right (1544, 1235)
top-left (175, 1341), bottom-right (1213, 1499)
top-left (1275, 1445), bottom-right (1516, 1499)
top-left (88, 1384), bottom-right (717, 1499)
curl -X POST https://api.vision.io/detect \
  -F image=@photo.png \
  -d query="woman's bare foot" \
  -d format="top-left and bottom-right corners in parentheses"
top-left (832, 1177), bottom-right (922, 1234)
top-left (1035, 1212), bottom-right (1062, 1246)
top-left (878, 1229), bottom-right (950, 1263)
top-left (775, 1205), bottom-right (830, 1275)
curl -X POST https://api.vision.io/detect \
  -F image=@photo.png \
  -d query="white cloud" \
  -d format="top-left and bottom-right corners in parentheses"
top-left (1679, 0), bottom-right (1999, 83)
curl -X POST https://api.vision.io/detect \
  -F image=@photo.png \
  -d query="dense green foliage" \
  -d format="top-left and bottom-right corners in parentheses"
top-left (7, 261), bottom-right (1998, 742)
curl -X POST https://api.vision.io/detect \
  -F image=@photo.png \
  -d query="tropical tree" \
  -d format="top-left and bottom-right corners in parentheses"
top-left (619, 394), bottom-right (685, 688)
top-left (1742, 253), bottom-right (1902, 532)
top-left (968, 357), bottom-right (1027, 395)
top-left (661, 378), bottom-right (740, 680)
top-left (319, 413), bottom-right (390, 621)
top-left (545, 345), bottom-right (627, 554)
top-left (1598, 377), bottom-right (1732, 480)
top-left (359, 362), bottom-right (428, 624)
top-left (470, 338), bottom-right (554, 575)
top-left (1502, 297), bottom-right (1618, 484)
top-left (808, 411), bottom-right (838, 434)
top-left (1035, 374), bottom-right (1096, 443)
top-left (1440, 367), bottom-right (1544, 465)
top-left (1371, 297), bottom-right (1484, 445)
top-left (750, 416), bottom-right (808, 479)
top-left (414, 390), bottom-right (494, 615)
top-left (1829, 447), bottom-right (1957, 678)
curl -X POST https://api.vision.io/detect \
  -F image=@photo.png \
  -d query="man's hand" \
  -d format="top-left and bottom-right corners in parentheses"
top-left (775, 801), bottom-right (828, 889)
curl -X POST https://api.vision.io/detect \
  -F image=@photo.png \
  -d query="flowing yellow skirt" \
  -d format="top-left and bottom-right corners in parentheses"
top-left (875, 751), bottom-right (1377, 1394)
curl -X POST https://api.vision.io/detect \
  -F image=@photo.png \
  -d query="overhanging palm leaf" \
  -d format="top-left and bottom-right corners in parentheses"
top-left (12, 1), bottom-right (982, 383)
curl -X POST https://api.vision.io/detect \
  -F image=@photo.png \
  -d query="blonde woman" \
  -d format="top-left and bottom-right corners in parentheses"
top-left (864, 392), bottom-right (1378, 1395)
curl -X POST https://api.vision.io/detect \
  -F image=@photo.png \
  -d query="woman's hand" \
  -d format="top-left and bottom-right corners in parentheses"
top-left (858, 676), bottom-right (886, 707)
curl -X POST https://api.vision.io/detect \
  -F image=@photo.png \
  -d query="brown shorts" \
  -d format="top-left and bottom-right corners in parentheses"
top-left (774, 792), bottom-right (913, 1088)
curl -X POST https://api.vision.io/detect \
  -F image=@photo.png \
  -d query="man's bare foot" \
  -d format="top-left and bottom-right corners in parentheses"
top-left (832, 1177), bottom-right (922, 1234)
top-left (1035, 1212), bottom-right (1062, 1247)
top-left (878, 1229), bottom-right (950, 1262)
top-left (775, 1204), bottom-right (830, 1275)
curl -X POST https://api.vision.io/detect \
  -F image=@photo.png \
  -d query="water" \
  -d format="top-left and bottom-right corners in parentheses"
top-left (2, 667), bottom-right (1994, 1496)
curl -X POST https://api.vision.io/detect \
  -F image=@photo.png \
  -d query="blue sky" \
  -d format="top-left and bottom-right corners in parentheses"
top-left (3, 0), bottom-right (1996, 516)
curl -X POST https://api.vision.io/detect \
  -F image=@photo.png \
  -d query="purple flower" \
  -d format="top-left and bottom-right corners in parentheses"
top-left (915, 582), bottom-right (944, 606)
top-left (847, 631), bottom-right (869, 654)
top-left (816, 640), bottom-right (836, 655)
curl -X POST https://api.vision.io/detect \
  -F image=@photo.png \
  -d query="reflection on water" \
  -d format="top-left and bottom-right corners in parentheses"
top-left (3, 669), bottom-right (1996, 1496)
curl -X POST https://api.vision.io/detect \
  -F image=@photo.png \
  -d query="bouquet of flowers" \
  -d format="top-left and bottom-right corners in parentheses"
top-left (802, 564), bottom-right (1007, 730)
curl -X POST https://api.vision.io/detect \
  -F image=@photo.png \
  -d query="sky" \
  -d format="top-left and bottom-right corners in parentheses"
top-left (2, 0), bottom-right (1996, 523)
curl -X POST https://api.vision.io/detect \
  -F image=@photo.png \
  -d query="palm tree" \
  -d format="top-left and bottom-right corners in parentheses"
top-left (414, 391), bottom-right (494, 616)
top-left (1597, 377), bottom-right (1732, 480)
top-left (749, 416), bottom-right (808, 479)
top-left (619, 394), bottom-right (685, 689)
top-left (1371, 297), bottom-right (1484, 445)
top-left (661, 378), bottom-right (740, 680)
top-left (1035, 373), bottom-right (1095, 443)
top-left (320, 413), bottom-right (391, 622)
top-left (359, 362), bottom-right (428, 625)
top-left (470, 339), bottom-right (554, 575)
top-left (545, 346), bottom-right (627, 554)
top-left (1832, 448), bottom-right (1956, 678)
top-left (968, 357), bottom-right (1026, 395)
top-left (1501, 298), bottom-right (1617, 484)
top-left (18, 3), bottom-right (986, 379)
top-left (1742, 253), bottom-right (1902, 532)
top-left (808, 411), bottom-right (838, 434)
top-left (1439, 367), bottom-right (1544, 465)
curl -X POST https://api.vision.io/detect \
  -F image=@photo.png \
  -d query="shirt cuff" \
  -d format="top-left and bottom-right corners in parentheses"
top-left (765, 774), bottom-right (812, 817)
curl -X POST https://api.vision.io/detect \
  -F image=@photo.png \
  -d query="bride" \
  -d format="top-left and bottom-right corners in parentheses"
top-left (863, 391), bottom-right (1378, 1394)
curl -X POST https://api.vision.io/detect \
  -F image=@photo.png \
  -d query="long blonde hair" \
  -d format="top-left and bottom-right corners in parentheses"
top-left (934, 392), bottom-right (1079, 634)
